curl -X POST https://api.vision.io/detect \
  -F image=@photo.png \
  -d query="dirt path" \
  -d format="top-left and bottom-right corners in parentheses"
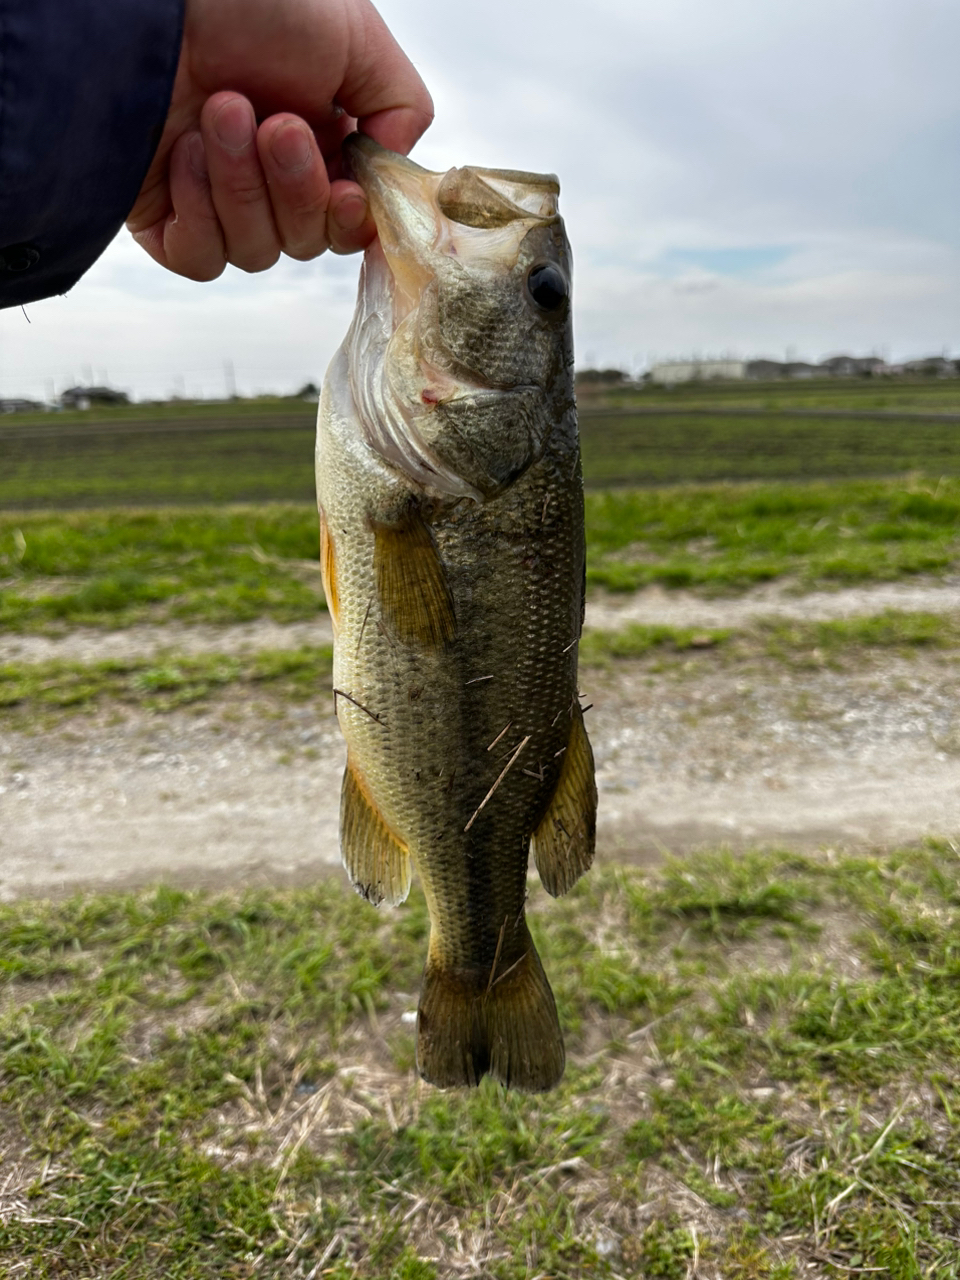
top-left (3, 636), bottom-right (959, 900)
top-left (5, 578), bottom-right (960, 667)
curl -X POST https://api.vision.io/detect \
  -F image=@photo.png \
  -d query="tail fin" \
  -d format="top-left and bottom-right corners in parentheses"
top-left (416, 925), bottom-right (564, 1092)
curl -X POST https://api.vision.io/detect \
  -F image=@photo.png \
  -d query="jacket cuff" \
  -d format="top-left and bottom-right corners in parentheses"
top-left (0, 0), bottom-right (185, 308)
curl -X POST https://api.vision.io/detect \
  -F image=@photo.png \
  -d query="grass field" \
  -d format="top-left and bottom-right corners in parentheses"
top-left (6, 380), bottom-right (960, 508)
top-left (2, 476), bottom-right (959, 632)
top-left (582, 376), bottom-right (960, 414)
top-left (4, 379), bottom-right (960, 1276)
top-left (2, 844), bottom-right (959, 1277)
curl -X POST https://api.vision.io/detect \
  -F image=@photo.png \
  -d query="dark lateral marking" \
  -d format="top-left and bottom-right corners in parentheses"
top-left (333, 689), bottom-right (384, 725)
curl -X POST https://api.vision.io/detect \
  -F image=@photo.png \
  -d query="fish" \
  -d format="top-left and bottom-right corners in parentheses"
top-left (315, 134), bottom-right (596, 1092)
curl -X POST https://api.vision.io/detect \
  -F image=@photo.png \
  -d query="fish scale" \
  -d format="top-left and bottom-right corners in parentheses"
top-left (316, 135), bottom-right (596, 1091)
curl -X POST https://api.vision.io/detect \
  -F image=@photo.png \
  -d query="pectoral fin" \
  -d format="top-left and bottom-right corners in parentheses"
top-left (373, 513), bottom-right (455, 650)
top-left (340, 758), bottom-right (411, 906)
top-left (318, 509), bottom-right (339, 627)
top-left (531, 705), bottom-right (597, 897)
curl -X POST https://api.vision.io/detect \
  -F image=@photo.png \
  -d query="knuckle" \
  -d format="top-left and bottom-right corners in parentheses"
top-left (223, 179), bottom-right (270, 210)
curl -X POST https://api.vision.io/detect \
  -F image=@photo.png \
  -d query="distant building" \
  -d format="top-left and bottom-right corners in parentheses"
top-left (649, 359), bottom-right (745, 386)
top-left (902, 356), bottom-right (958, 378)
top-left (745, 355), bottom-right (887, 380)
top-left (820, 355), bottom-right (886, 377)
top-left (0, 397), bottom-right (43, 414)
top-left (59, 385), bottom-right (130, 410)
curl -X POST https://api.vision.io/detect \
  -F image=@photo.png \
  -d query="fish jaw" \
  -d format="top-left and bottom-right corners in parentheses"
top-left (341, 134), bottom-right (575, 501)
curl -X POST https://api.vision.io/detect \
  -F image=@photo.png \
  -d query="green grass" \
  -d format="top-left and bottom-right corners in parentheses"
top-left (0, 646), bottom-right (332, 724)
top-left (579, 411), bottom-right (960, 487)
top-left (0, 506), bottom-right (327, 630)
top-left (0, 419), bottom-right (317, 508)
top-left (7, 379), bottom-right (960, 509)
top-left (3, 477), bottom-right (959, 632)
top-left (585, 476), bottom-right (960, 592)
top-left (579, 609), bottom-right (960, 670)
top-left (2, 843), bottom-right (960, 1276)
top-left (583, 375), bottom-right (960, 414)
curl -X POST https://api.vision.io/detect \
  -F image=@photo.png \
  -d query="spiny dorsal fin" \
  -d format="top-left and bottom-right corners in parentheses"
top-left (372, 512), bottom-right (455, 650)
top-left (318, 508), bottom-right (339, 628)
top-left (340, 757), bottom-right (411, 906)
top-left (531, 704), bottom-right (597, 897)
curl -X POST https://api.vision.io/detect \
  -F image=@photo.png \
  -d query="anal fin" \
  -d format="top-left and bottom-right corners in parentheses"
top-left (340, 757), bottom-right (411, 906)
top-left (531, 704), bottom-right (597, 897)
top-left (372, 512), bottom-right (455, 650)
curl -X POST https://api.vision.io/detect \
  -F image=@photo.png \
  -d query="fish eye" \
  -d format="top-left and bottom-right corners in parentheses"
top-left (526, 263), bottom-right (568, 311)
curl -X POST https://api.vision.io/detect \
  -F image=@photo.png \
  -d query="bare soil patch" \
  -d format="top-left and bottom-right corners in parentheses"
top-left (5, 577), bottom-right (960, 667)
top-left (3, 643), bottom-right (959, 900)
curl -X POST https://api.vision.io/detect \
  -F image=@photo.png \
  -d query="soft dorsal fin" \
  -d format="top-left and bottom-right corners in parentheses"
top-left (372, 511), bottom-right (456, 650)
top-left (340, 757), bottom-right (411, 906)
top-left (530, 704), bottom-right (597, 897)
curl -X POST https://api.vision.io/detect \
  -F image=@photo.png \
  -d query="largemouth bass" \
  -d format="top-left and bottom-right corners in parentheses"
top-left (315, 135), bottom-right (596, 1092)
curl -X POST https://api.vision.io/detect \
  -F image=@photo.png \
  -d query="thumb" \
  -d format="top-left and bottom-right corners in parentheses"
top-left (336, 2), bottom-right (433, 154)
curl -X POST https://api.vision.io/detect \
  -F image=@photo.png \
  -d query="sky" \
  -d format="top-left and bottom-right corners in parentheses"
top-left (1, 0), bottom-right (958, 400)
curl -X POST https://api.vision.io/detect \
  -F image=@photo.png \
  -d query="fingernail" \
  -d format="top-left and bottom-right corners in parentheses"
top-left (212, 99), bottom-right (254, 152)
top-left (335, 194), bottom-right (367, 231)
top-left (270, 120), bottom-right (312, 172)
top-left (187, 133), bottom-right (208, 179)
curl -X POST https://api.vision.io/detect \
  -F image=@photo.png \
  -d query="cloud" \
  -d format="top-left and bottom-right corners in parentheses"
top-left (1, 0), bottom-right (958, 398)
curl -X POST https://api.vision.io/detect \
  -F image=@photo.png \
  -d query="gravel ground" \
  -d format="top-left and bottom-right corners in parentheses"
top-left (6, 578), bottom-right (960, 666)
top-left (3, 582), bottom-right (960, 900)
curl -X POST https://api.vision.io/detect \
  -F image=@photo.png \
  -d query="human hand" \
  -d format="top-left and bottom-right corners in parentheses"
top-left (126, 0), bottom-right (432, 280)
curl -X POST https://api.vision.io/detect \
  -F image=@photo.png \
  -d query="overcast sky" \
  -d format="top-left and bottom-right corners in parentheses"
top-left (1, 0), bottom-right (958, 400)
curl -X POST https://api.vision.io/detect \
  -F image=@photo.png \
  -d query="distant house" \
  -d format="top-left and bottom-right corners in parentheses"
top-left (820, 355), bottom-right (886, 377)
top-left (902, 356), bottom-right (958, 378)
top-left (0, 397), bottom-right (43, 414)
top-left (649, 359), bottom-right (745, 385)
top-left (59, 385), bottom-right (130, 410)
top-left (746, 355), bottom-right (887, 379)
top-left (744, 359), bottom-right (784, 380)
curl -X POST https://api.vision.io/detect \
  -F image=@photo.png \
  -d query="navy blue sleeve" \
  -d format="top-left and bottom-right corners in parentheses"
top-left (0, 0), bottom-right (184, 309)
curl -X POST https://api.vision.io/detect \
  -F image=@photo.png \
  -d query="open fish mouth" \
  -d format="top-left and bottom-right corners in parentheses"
top-left (340, 135), bottom-right (570, 501)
